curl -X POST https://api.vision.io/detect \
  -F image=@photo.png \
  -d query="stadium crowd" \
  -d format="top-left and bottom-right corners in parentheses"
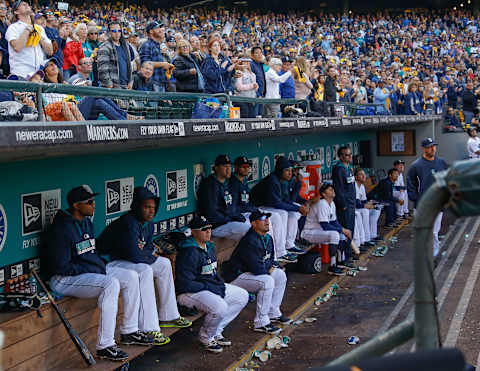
top-left (0, 1), bottom-right (480, 122)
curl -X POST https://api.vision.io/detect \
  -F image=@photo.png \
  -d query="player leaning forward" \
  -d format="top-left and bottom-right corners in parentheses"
top-left (46, 186), bottom-right (153, 361)
top-left (98, 186), bottom-right (192, 346)
top-left (175, 215), bottom-right (249, 353)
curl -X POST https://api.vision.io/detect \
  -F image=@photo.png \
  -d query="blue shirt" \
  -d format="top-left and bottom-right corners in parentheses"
top-left (279, 70), bottom-right (295, 99)
top-left (115, 45), bottom-right (129, 86)
top-left (139, 38), bottom-right (166, 86)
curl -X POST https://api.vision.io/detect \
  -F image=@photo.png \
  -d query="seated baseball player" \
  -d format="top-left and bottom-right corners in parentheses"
top-left (354, 168), bottom-right (381, 250)
top-left (250, 156), bottom-right (310, 256)
top-left (230, 155), bottom-right (297, 264)
top-left (377, 168), bottom-right (404, 229)
top-left (175, 215), bottom-right (249, 353)
top-left (300, 183), bottom-right (352, 275)
top-left (393, 160), bottom-right (409, 219)
top-left (224, 210), bottom-right (290, 335)
top-left (196, 154), bottom-right (251, 241)
top-left (46, 186), bottom-right (154, 361)
top-left (97, 186), bottom-right (192, 346)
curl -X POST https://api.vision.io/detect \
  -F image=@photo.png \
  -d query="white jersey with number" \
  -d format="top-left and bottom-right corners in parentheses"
top-left (304, 198), bottom-right (336, 230)
top-left (355, 182), bottom-right (367, 202)
top-left (467, 137), bottom-right (480, 159)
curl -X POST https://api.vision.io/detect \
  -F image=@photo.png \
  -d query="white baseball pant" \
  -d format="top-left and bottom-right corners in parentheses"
top-left (261, 207), bottom-right (302, 251)
top-left (107, 260), bottom-right (160, 332)
top-left (369, 208), bottom-right (381, 239)
top-left (212, 219), bottom-right (251, 241)
top-left (50, 264), bottom-right (140, 350)
top-left (393, 190), bottom-right (409, 216)
top-left (177, 283), bottom-right (248, 344)
top-left (231, 268), bottom-right (287, 328)
top-left (258, 209), bottom-right (286, 259)
top-left (433, 212), bottom-right (443, 257)
top-left (301, 228), bottom-right (340, 245)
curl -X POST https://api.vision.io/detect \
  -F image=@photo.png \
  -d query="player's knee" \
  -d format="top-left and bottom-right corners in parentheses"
top-left (104, 276), bottom-right (120, 296)
top-left (137, 263), bottom-right (154, 280)
top-left (123, 269), bottom-right (139, 284)
top-left (262, 275), bottom-right (275, 290)
top-left (211, 300), bottom-right (228, 317)
top-left (330, 231), bottom-right (340, 245)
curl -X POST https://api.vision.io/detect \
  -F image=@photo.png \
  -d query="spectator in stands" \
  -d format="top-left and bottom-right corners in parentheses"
top-left (461, 81), bottom-right (480, 125)
top-left (293, 57), bottom-right (313, 100)
top-left (354, 168), bottom-right (381, 246)
top-left (324, 66), bottom-right (338, 104)
top-left (443, 106), bottom-right (462, 132)
top-left (332, 146), bottom-right (356, 266)
top-left (189, 35), bottom-right (204, 64)
top-left (173, 39), bottom-right (205, 93)
top-left (67, 57), bottom-right (92, 84)
top-left (301, 183), bottom-right (349, 276)
top-left (377, 168), bottom-right (403, 229)
top-left (197, 154), bottom-right (251, 241)
top-left (176, 215), bottom-right (249, 353)
top-left (62, 21), bottom-right (84, 80)
top-left (251, 156), bottom-right (309, 257)
top-left (404, 82), bottom-right (422, 115)
top-left (44, 10), bottom-right (64, 72)
top-left (234, 56), bottom-right (258, 118)
top-left (97, 186), bottom-right (192, 342)
top-left (250, 46), bottom-right (266, 117)
top-left (46, 185), bottom-right (152, 361)
top-left (132, 61), bottom-right (154, 91)
top-left (86, 25), bottom-right (100, 85)
top-left (230, 156), bottom-right (296, 263)
top-left (373, 80), bottom-right (391, 114)
top-left (352, 78), bottom-right (367, 104)
top-left (393, 160), bottom-right (409, 219)
top-left (97, 21), bottom-right (133, 89)
top-left (446, 79), bottom-right (459, 109)
top-left (33, 12), bottom-right (46, 28)
top-left (264, 57), bottom-right (292, 118)
top-left (201, 38), bottom-right (234, 94)
top-left (466, 128), bottom-right (480, 159)
top-left (6, 0), bottom-right (53, 78)
top-left (139, 21), bottom-right (172, 92)
top-left (225, 211), bottom-right (290, 335)
top-left (0, 1), bottom-right (10, 77)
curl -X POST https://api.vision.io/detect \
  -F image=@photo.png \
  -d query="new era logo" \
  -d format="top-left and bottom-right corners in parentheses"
top-left (23, 203), bottom-right (40, 228)
top-left (107, 189), bottom-right (120, 209)
top-left (167, 178), bottom-right (176, 196)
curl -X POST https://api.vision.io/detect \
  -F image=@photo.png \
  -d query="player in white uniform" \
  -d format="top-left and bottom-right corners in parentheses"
top-left (300, 183), bottom-right (351, 275)
top-left (467, 128), bottom-right (480, 159)
top-left (48, 186), bottom-right (154, 362)
top-left (176, 216), bottom-right (249, 353)
top-left (393, 160), bottom-right (409, 218)
top-left (97, 187), bottom-right (192, 347)
top-left (353, 168), bottom-right (381, 249)
top-left (226, 211), bottom-right (291, 335)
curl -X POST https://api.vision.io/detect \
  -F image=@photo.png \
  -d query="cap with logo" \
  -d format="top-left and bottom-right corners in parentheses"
top-left (234, 156), bottom-right (252, 167)
top-left (166, 36), bottom-right (175, 43)
top-left (249, 210), bottom-right (272, 222)
top-left (214, 154), bottom-right (231, 166)
top-left (67, 185), bottom-right (99, 206)
top-left (421, 137), bottom-right (437, 148)
top-left (393, 160), bottom-right (405, 166)
top-left (146, 21), bottom-right (165, 33)
top-left (188, 215), bottom-right (212, 229)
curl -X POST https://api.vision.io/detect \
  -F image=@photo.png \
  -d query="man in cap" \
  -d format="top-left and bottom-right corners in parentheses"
top-left (139, 21), bottom-right (173, 92)
top-left (176, 215), bottom-right (249, 352)
top-left (377, 168), bottom-right (403, 229)
top-left (224, 211), bottom-right (290, 335)
top-left (301, 183), bottom-right (349, 276)
top-left (407, 138), bottom-right (448, 256)
top-left (5, 0), bottom-right (53, 78)
top-left (230, 156), bottom-right (296, 263)
top-left (393, 160), bottom-right (409, 219)
top-left (46, 186), bottom-right (153, 361)
top-left (98, 186), bottom-right (192, 344)
top-left (373, 80), bottom-right (391, 113)
top-left (251, 156), bottom-right (309, 256)
top-left (197, 154), bottom-right (251, 241)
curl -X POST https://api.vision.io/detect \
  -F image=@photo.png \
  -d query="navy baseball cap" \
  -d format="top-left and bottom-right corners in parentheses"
top-left (188, 215), bottom-right (212, 229)
top-left (393, 160), bottom-right (405, 166)
top-left (249, 210), bottom-right (272, 222)
top-left (421, 137), bottom-right (437, 148)
top-left (215, 154), bottom-right (231, 166)
top-left (234, 156), bottom-right (252, 167)
top-left (67, 185), bottom-right (99, 206)
top-left (146, 21), bottom-right (164, 33)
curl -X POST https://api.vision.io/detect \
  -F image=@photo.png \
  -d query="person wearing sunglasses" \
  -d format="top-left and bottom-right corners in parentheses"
top-left (0, 1), bottom-right (10, 77)
top-left (223, 210), bottom-right (290, 335)
top-left (46, 185), bottom-right (154, 362)
top-left (176, 215), bottom-right (249, 353)
top-left (44, 8), bottom-right (65, 72)
top-left (196, 154), bottom-right (252, 242)
top-left (98, 186), bottom-right (192, 346)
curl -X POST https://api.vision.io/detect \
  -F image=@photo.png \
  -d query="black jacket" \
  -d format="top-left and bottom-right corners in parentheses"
top-left (462, 89), bottom-right (480, 112)
top-left (377, 177), bottom-right (399, 204)
top-left (173, 54), bottom-right (203, 92)
top-left (324, 76), bottom-right (338, 102)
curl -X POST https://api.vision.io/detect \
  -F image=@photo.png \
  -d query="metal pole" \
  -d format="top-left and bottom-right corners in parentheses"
top-left (36, 86), bottom-right (44, 122)
top-left (327, 320), bottom-right (414, 366)
top-left (413, 183), bottom-right (450, 350)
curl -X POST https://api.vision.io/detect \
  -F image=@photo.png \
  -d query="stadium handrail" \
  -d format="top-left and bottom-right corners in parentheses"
top-left (0, 80), bottom-right (312, 121)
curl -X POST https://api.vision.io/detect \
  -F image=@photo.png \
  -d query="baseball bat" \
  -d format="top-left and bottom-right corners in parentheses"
top-left (31, 269), bottom-right (96, 366)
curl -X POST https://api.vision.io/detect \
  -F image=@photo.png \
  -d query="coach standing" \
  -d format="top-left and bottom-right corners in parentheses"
top-left (332, 146), bottom-right (356, 263)
top-left (407, 138), bottom-right (448, 257)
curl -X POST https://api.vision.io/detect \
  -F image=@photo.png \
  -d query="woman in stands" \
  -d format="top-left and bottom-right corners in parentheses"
top-left (404, 82), bottom-right (422, 115)
top-left (173, 39), bottom-right (205, 93)
top-left (201, 38), bottom-right (235, 94)
top-left (62, 21), bottom-right (85, 80)
top-left (293, 56), bottom-right (313, 100)
top-left (234, 55), bottom-right (258, 118)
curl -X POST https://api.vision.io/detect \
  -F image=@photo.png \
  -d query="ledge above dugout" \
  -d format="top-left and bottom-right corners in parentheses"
top-left (0, 115), bottom-right (440, 163)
